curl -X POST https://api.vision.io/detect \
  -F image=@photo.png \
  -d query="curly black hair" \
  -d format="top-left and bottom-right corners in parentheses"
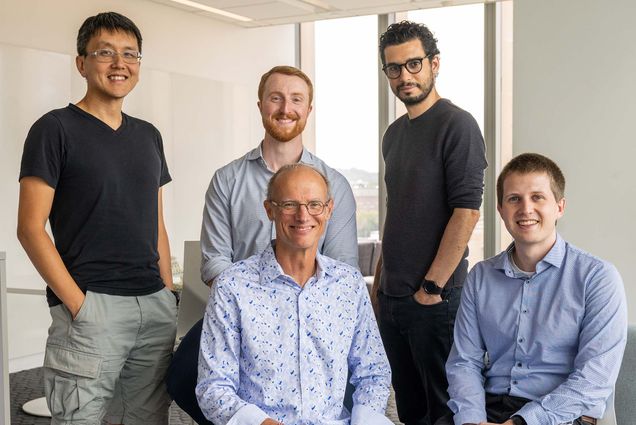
top-left (379, 21), bottom-right (439, 65)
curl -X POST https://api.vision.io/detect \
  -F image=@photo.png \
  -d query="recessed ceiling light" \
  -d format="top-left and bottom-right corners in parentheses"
top-left (166, 0), bottom-right (253, 22)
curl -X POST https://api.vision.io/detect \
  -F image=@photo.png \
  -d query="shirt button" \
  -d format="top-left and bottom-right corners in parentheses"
top-left (522, 309), bottom-right (528, 313)
top-left (517, 362), bottom-right (522, 367)
top-left (512, 380), bottom-right (518, 385)
top-left (518, 338), bottom-right (524, 343)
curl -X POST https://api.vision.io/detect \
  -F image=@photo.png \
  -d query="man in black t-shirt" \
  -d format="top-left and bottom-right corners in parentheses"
top-left (373, 21), bottom-right (487, 425)
top-left (17, 12), bottom-right (176, 424)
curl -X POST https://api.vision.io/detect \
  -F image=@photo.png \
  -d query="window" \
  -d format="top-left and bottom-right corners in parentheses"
top-left (314, 15), bottom-right (380, 240)
top-left (406, 4), bottom-right (485, 266)
top-left (311, 2), bottom-right (513, 262)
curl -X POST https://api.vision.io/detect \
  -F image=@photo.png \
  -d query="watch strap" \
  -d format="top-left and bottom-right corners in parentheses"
top-left (422, 279), bottom-right (443, 295)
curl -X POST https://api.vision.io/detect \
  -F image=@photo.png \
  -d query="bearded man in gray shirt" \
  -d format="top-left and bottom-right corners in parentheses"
top-left (167, 65), bottom-right (358, 424)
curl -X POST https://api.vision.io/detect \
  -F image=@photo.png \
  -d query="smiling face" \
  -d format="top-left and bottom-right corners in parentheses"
top-left (76, 29), bottom-right (140, 104)
top-left (258, 73), bottom-right (312, 143)
top-left (265, 166), bottom-right (332, 258)
top-left (383, 38), bottom-right (438, 107)
top-left (498, 171), bottom-right (566, 257)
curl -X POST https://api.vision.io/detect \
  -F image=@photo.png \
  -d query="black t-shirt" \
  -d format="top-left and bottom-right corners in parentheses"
top-left (380, 99), bottom-right (487, 297)
top-left (20, 104), bottom-right (171, 306)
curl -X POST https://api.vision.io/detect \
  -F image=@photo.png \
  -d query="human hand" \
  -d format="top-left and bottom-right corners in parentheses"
top-left (261, 419), bottom-right (284, 425)
top-left (67, 292), bottom-right (86, 320)
top-left (478, 420), bottom-right (514, 425)
top-left (413, 287), bottom-right (443, 305)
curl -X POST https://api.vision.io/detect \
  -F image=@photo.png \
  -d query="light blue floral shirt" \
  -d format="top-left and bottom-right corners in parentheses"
top-left (196, 245), bottom-right (392, 425)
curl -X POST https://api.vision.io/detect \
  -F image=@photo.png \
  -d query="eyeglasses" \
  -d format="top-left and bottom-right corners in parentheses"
top-left (382, 54), bottom-right (432, 79)
top-left (86, 49), bottom-right (142, 64)
top-left (269, 200), bottom-right (330, 216)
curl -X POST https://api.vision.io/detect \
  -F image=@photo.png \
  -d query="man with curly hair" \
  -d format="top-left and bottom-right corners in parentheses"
top-left (374, 21), bottom-right (487, 425)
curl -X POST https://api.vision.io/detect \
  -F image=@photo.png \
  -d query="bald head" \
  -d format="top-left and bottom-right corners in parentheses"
top-left (266, 164), bottom-right (331, 202)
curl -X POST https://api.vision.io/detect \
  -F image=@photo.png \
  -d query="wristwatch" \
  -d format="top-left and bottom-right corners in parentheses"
top-left (511, 415), bottom-right (527, 425)
top-left (422, 279), bottom-right (443, 295)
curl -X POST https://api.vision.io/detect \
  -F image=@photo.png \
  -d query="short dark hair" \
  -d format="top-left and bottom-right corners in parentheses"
top-left (77, 12), bottom-right (143, 56)
top-left (266, 164), bottom-right (331, 201)
top-left (497, 153), bottom-right (566, 206)
top-left (258, 66), bottom-right (314, 105)
top-left (379, 21), bottom-right (440, 65)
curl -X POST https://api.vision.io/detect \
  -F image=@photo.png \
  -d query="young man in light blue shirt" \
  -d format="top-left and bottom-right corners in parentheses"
top-left (196, 164), bottom-right (391, 425)
top-left (441, 153), bottom-right (627, 425)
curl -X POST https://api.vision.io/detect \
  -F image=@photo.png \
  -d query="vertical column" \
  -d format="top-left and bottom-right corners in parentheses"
top-left (377, 14), bottom-right (395, 236)
top-left (483, 2), bottom-right (502, 258)
top-left (298, 22), bottom-right (317, 153)
top-left (0, 251), bottom-right (10, 424)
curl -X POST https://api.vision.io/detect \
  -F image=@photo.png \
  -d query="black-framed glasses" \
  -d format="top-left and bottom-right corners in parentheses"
top-left (269, 200), bottom-right (330, 216)
top-left (382, 54), bottom-right (432, 79)
top-left (86, 48), bottom-right (142, 64)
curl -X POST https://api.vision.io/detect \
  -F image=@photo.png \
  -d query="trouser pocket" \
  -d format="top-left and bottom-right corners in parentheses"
top-left (44, 344), bottom-right (102, 420)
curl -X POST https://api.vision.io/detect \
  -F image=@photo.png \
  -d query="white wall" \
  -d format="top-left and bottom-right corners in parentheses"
top-left (0, 0), bottom-right (295, 369)
top-left (514, 0), bottom-right (636, 322)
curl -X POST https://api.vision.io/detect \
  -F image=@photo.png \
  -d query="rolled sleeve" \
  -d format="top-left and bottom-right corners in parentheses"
top-left (321, 172), bottom-right (358, 268)
top-left (442, 110), bottom-right (487, 211)
top-left (200, 171), bottom-right (234, 283)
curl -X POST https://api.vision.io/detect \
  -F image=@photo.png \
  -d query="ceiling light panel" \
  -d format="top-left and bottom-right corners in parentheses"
top-left (225, 1), bottom-right (317, 20)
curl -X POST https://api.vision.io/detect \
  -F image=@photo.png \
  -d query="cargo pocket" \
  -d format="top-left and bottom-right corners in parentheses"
top-left (49, 375), bottom-right (79, 418)
top-left (44, 344), bottom-right (102, 418)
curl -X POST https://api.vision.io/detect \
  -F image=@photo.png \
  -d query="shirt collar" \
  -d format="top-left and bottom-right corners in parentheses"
top-left (258, 243), bottom-right (285, 285)
top-left (246, 142), bottom-right (317, 166)
top-left (257, 242), bottom-right (326, 287)
top-left (246, 144), bottom-right (263, 161)
top-left (495, 233), bottom-right (566, 274)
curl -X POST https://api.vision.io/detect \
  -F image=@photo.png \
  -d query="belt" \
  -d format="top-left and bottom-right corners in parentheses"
top-left (581, 416), bottom-right (597, 425)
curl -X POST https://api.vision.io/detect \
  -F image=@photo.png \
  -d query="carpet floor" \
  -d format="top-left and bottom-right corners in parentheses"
top-left (10, 367), bottom-right (402, 424)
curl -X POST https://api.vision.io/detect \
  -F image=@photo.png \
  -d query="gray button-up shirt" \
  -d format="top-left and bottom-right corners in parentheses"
top-left (200, 144), bottom-right (358, 283)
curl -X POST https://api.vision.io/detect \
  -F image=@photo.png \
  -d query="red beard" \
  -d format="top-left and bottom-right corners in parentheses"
top-left (262, 112), bottom-right (306, 142)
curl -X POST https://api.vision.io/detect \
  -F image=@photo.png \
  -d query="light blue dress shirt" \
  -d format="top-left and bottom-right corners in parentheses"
top-left (446, 234), bottom-right (627, 425)
top-left (196, 245), bottom-right (392, 425)
top-left (200, 145), bottom-right (358, 283)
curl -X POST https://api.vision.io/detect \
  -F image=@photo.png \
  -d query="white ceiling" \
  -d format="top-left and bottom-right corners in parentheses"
top-left (149, 0), bottom-right (494, 27)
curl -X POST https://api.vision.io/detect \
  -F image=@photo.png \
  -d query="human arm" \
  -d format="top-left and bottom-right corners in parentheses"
top-left (370, 254), bottom-right (382, 314)
top-left (413, 207), bottom-right (480, 305)
top-left (157, 187), bottom-right (173, 290)
top-left (200, 171), bottom-right (234, 285)
top-left (513, 264), bottom-right (627, 424)
top-left (321, 173), bottom-right (358, 268)
top-left (196, 282), bottom-right (270, 425)
top-left (446, 270), bottom-right (489, 425)
top-left (414, 109), bottom-right (486, 306)
top-left (17, 177), bottom-right (85, 317)
top-left (348, 276), bottom-right (393, 425)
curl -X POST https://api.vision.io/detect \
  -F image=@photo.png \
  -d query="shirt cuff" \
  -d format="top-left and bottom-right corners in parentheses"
top-left (351, 404), bottom-right (393, 425)
top-left (515, 401), bottom-right (549, 425)
top-left (453, 409), bottom-right (487, 425)
top-left (226, 403), bottom-right (270, 425)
